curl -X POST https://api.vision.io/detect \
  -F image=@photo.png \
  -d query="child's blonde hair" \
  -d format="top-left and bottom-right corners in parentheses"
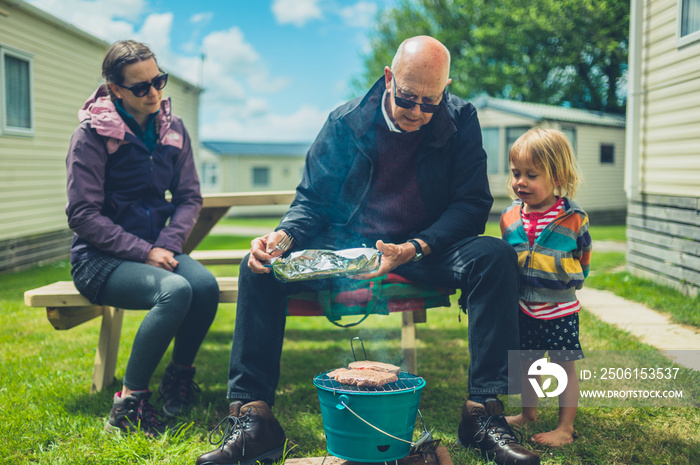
top-left (507, 127), bottom-right (581, 199)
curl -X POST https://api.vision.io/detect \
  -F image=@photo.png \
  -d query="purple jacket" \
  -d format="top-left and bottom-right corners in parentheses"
top-left (66, 85), bottom-right (202, 264)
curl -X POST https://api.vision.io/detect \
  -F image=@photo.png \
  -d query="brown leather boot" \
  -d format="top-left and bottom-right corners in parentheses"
top-left (196, 401), bottom-right (286, 465)
top-left (457, 399), bottom-right (540, 465)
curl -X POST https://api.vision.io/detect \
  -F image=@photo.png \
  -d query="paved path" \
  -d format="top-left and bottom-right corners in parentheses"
top-left (577, 239), bottom-right (700, 370)
top-left (578, 287), bottom-right (700, 371)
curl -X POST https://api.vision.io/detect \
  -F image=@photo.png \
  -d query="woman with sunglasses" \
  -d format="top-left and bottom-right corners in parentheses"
top-left (65, 40), bottom-right (218, 436)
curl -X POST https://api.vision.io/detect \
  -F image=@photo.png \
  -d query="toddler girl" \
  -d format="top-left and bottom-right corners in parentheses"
top-left (500, 128), bottom-right (592, 446)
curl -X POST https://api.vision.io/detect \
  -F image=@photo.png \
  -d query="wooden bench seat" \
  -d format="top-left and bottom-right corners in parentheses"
top-left (24, 191), bottom-right (450, 393)
top-left (24, 275), bottom-right (436, 392)
top-left (24, 277), bottom-right (240, 329)
top-left (189, 249), bottom-right (247, 265)
top-left (24, 277), bottom-right (239, 393)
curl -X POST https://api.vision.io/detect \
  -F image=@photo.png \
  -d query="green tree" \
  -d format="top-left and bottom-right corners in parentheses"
top-left (356, 0), bottom-right (629, 114)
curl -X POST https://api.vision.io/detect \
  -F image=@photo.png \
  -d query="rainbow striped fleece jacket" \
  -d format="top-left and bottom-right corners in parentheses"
top-left (500, 198), bottom-right (592, 303)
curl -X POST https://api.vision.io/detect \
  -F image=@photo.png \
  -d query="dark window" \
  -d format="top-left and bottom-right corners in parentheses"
top-left (2, 48), bottom-right (33, 134)
top-left (600, 144), bottom-right (615, 164)
top-left (681, 0), bottom-right (700, 37)
top-left (252, 167), bottom-right (270, 187)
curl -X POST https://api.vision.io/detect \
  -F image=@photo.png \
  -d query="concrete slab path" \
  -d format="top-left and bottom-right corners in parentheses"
top-left (578, 287), bottom-right (700, 371)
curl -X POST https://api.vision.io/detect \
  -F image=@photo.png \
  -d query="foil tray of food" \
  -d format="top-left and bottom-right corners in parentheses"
top-left (268, 247), bottom-right (381, 282)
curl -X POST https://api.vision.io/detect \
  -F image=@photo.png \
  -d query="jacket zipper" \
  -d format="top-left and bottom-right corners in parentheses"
top-left (344, 146), bottom-right (374, 226)
top-left (521, 206), bottom-right (575, 300)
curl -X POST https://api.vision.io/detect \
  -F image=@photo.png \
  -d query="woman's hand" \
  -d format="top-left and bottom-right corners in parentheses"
top-left (146, 247), bottom-right (178, 271)
top-left (247, 231), bottom-right (292, 274)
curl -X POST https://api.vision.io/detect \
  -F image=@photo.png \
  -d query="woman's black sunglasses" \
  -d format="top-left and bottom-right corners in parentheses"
top-left (117, 73), bottom-right (168, 98)
top-left (392, 77), bottom-right (443, 113)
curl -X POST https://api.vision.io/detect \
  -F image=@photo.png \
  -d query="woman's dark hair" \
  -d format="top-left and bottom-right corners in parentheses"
top-left (102, 40), bottom-right (157, 98)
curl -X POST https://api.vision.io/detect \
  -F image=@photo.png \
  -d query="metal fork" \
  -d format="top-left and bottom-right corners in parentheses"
top-left (274, 233), bottom-right (293, 252)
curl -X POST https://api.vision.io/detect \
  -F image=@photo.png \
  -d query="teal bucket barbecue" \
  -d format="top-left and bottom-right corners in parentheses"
top-left (314, 371), bottom-right (426, 462)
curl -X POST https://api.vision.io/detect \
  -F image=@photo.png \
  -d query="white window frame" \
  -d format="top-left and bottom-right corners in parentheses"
top-left (677, 0), bottom-right (700, 47)
top-left (200, 161), bottom-right (220, 188)
top-left (0, 45), bottom-right (35, 137)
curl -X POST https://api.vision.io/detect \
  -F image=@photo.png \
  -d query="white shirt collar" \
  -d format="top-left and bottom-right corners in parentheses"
top-left (381, 90), bottom-right (404, 133)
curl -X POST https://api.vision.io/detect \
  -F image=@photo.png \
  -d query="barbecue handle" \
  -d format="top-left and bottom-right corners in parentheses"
top-left (336, 395), bottom-right (415, 446)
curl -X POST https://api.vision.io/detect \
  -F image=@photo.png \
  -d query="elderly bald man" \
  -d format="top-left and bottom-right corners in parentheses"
top-left (197, 36), bottom-right (539, 465)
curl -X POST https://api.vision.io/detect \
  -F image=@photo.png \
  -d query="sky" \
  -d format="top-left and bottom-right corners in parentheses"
top-left (27, 0), bottom-right (396, 142)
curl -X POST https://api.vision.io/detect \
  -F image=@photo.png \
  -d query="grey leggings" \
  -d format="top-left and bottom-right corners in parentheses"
top-left (100, 254), bottom-right (219, 390)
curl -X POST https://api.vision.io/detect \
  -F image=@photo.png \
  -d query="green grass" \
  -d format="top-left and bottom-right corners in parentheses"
top-left (211, 219), bottom-right (626, 247)
top-left (2, 222), bottom-right (698, 464)
top-left (587, 224), bottom-right (626, 242)
top-left (217, 216), bottom-right (281, 229)
top-left (587, 266), bottom-right (700, 328)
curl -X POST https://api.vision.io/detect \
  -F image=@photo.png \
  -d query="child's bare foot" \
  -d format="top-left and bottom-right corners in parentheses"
top-left (531, 429), bottom-right (574, 447)
top-left (505, 413), bottom-right (534, 426)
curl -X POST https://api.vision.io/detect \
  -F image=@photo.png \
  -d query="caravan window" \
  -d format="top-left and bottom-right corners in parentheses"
top-left (678, 0), bottom-right (700, 46)
top-left (481, 127), bottom-right (500, 174)
top-left (1, 47), bottom-right (34, 136)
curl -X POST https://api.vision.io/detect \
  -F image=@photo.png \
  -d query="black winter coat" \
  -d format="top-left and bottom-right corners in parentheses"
top-left (278, 77), bottom-right (493, 254)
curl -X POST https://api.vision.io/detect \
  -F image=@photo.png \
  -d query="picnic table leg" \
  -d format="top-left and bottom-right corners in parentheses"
top-left (402, 311), bottom-right (417, 374)
top-left (91, 307), bottom-right (124, 393)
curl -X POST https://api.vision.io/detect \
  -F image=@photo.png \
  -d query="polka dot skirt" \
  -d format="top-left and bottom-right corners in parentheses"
top-left (519, 312), bottom-right (584, 362)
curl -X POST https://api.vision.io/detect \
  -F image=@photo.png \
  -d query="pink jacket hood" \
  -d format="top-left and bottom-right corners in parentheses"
top-left (78, 85), bottom-right (180, 154)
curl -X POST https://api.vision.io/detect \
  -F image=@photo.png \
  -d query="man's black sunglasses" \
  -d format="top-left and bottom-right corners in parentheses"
top-left (117, 73), bottom-right (168, 98)
top-left (392, 77), bottom-right (443, 113)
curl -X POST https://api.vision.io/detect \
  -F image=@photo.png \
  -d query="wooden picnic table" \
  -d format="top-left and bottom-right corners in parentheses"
top-left (24, 190), bottom-right (450, 392)
top-left (184, 190), bottom-right (296, 253)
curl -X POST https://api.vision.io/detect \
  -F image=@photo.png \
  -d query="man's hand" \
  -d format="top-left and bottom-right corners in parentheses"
top-left (248, 230), bottom-right (292, 274)
top-left (146, 247), bottom-right (178, 271)
top-left (353, 240), bottom-right (413, 279)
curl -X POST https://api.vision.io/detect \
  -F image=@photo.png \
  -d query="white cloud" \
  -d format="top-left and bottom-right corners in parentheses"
top-left (246, 71), bottom-right (291, 94)
top-left (272, 0), bottom-right (323, 27)
top-left (167, 54), bottom-right (204, 88)
top-left (28, 0), bottom-right (144, 41)
top-left (338, 2), bottom-right (377, 28)
top-left (191, 12), bottom-right (213, 24)
top-left (203, 27), bottom-right (260, 72)
top-left (197, 26), bottom-right (263, 102)
top-left (138, 13), bottom-right (173, 56)
top-left (181, 12), bottom-right (213, 54)
top-left (201, 104), bottom-right (328, 142)
top-left (26, 0), bottom-right (324, 142)
top-left (197, 26), bottom-right (292, 98)
top-left (242, 97), bottom-right (270, 118)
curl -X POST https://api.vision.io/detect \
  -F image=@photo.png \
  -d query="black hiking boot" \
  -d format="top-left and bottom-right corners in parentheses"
top-left (105, 390), bottom-right (167, 436)
top-left (158, 362), bottom-right (200, 417)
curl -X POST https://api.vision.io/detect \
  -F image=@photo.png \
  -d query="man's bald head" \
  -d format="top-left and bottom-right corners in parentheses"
top-left (383, 36), bottom-right (452, 132)
top-left (391, 36), bottom-right (451, 88)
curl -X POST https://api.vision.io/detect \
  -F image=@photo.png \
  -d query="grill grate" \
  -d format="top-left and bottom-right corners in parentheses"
top-left (314, 371), bottom-right (425, 394)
